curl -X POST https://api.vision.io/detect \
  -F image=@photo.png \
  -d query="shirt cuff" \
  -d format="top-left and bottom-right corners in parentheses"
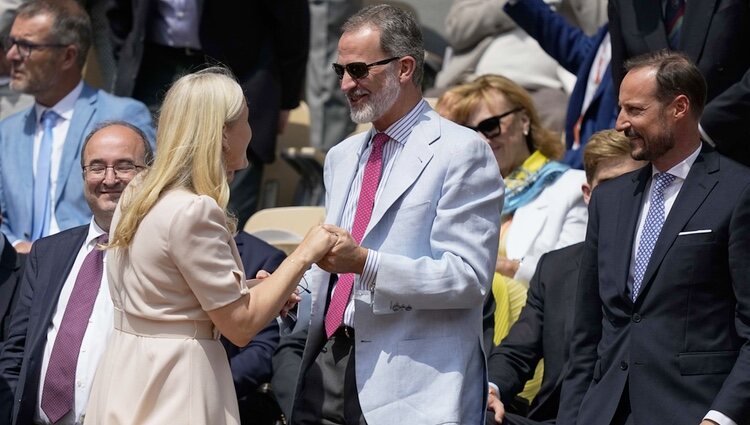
top-left (360, 249), bottom-right (379, 291)
top-left (699, 123), bottom-right (716, 147)
top-left (704, 410), bottom-right (737, 425)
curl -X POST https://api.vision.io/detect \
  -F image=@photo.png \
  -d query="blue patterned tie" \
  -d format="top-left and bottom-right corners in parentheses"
top-left (664, 0), bottom-right (685, 49)
top-left (32, 110), bottom-right (59, 241)
top-left (632, 172), bottom-right (676, 300)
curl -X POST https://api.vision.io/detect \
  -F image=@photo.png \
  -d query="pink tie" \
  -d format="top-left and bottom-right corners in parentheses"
top-left (324, 132), bottom-right (389, 338)
top-left (41, 234), bottom-right (108, 423)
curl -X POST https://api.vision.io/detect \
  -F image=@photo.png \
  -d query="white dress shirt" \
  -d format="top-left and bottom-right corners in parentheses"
top-left (32, 81), bottom-right (83, 237)
top-left (36, 219), bottom-right (113, 425)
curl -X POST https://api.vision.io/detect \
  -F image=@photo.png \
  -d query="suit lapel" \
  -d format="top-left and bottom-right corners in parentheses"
top-left (615, 166), bottom-right (651, 302)
top-left (19, 109), bottom-right (37, 218)
top-left (680, 0), bottom-right (718, 61)
top-left (634, 0), bottom-right (669, 52)
top-left (328, 132), bottom-right (370, 226)
top-left (55, 84), bottom-right (96, 204)
top-left (364, 113), bottom-right (435, 240)
top-left (637, 147), bottom-right (718, 300)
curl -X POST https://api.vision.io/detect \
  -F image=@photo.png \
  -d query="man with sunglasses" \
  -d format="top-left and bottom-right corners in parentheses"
top-left (0, 121), bottom-right (151, 425)
top-left (290, 5), bottom-right (503, 425)
top-left (0, 0), bottom-right (154, 255)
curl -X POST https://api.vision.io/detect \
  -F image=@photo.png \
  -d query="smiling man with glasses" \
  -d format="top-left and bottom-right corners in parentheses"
top-left (0, 0), bottom-right (154, 255)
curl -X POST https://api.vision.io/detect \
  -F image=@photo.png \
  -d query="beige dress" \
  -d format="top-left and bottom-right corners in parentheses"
top-left (86, 188), bottom-right (247, 425)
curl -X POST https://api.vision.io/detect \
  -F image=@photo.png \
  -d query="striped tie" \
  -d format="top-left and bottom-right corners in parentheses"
top-left (664, 0), bottom-right (685, 49)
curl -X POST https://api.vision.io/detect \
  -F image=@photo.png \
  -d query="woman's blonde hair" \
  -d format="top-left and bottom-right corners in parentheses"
top-left (436, 74), bottom-right (563, 160)
top-left (109, 67), bottom-right (246, 248)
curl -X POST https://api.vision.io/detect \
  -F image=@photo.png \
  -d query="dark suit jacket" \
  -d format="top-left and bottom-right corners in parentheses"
top-left (505, 0), bottom-right (616, 170)
top-left (557, 146), bottom-right (750, 425)
top-left (108, 0), bottom-right (309, 164)
top-left (224, 232), bottom-right (285, 401)
top-left (488, 243), bottom-right (582, 424)
top-left (0, 225), bottom-right (88, 425)
top-left (0, 235), bottom-right (24, 345)
top-left (608, 0), bottom-right (750, 166)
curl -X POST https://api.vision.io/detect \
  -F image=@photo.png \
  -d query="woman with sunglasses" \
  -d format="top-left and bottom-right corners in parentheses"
top-left (436, 74), bottom-right (587, 402)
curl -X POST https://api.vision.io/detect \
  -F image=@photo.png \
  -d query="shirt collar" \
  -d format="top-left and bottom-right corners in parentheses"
top-left (652, 144), bottom-right (701, 180)
top-left (368, 99), bottom-right (428, 147)
top-left (34, 80), bottom-right (84, 125)
top-left (86, 218), bottom-right (107, 249)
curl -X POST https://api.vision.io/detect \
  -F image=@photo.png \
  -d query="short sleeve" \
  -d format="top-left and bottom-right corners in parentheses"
top-left (168, 195), bottom-right (246, 311)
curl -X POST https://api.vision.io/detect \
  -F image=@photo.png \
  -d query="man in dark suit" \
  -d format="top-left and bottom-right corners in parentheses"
top-left (107, 0), bottom-right (310, 225)
top-left (0, 205), bottom-right (24, 345)
top-left (485, 129), bottom-right (645, 425)
top-left (557, 50), bottom-right (750, 425)
top-left (225, 231), bottom-right (286, 425)
top-left (0, 121), bottom-right (152, 425)
top-left (608, 0), bottom-right (750, 166)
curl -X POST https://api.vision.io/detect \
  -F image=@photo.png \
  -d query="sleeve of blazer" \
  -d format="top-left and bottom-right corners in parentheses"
top-left (701, 69), bottom-right (750, 167)
top-left (556, 189), bottom-right (603, 425)
top-left (373, 132), bottom-right (503, 313)
top-left (504, 0), bottom-right (599, 75)
top-left (488, 253), bottom-right (547, 404)
top-left (263, 0), bottom-right (309, 110)
top-left (445, 0), bottom-right (518, 52)
top-left (271, 309), bottom-right (308, 419)
top-left (0, 242), bottom-right (39, 424)
top-left (106, 0), bottom-right (134, 61)
top-left (709, 181), bottom-right (750, 421)
top-left (607, 0), bottom-right (627, 97)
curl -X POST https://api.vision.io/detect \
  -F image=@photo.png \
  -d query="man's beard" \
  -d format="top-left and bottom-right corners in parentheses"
top-left (627, 117), bottom-right (675, 162)
top-left (347, 67), bottom-right (400, 124)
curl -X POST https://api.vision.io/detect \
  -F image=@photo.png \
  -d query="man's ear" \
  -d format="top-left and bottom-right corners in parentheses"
top-left (672, 94), bottom-right (690, 119)
top-left (582, 182), bottom-right (592, 205)
top-left (398, 56), bottom-right (416, 84)
top-left (60, 45), bottom-right (79, 71)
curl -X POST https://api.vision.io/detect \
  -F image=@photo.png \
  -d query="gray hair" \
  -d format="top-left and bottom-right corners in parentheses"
top-left (17, 0), bottom-right (91, 69)
top-left (343, 4), bottom-right (425, 87)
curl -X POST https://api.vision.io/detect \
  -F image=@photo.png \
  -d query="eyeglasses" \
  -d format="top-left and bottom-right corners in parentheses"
top-left (82, 162), bottom-right (147, 179)
top-left (2, 36), bottom-right (67, 60)
top-left (297, 274), bottom-right (311, 294)
top-left (467, 107), bottom-right (524, 139)
top-left (332, 57), bottom-right (400, 80)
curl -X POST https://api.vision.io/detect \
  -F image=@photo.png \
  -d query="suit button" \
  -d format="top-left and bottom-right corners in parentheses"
top-left (620, 361), bottom-right (628, 371)
top-left (632, 313), bottom-right (642, 323)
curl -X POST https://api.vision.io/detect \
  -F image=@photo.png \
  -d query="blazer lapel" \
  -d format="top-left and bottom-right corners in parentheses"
top-left (328, 132), bottom-right (370, 226)
top-left (20, 110), bottom-right (37, 217)
top-left (680, 0), bottom-right (718, 61)
top-left (637, 147), bottom-right (718, 300)
top-left (364, 113), bottom-right (436, 240)
top-left (634, 0), bottom-right (669, 52)
top-left (55, 84), bottom-right (96, 204)
top-left (615, 166), bottom-right (651, 301)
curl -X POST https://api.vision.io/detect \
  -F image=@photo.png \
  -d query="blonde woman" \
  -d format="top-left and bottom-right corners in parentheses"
top-left (86, 68), bottom-right (335, 424)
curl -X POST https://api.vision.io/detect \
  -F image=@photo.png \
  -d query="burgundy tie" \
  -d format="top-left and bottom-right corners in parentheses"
top-left (324, 133), bottom-right (389, 338)
top-left (41, 233), bottom-right (108, 423)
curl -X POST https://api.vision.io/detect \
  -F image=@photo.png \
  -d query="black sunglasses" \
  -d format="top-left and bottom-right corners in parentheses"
top-left (2, 36), bottom-right (67, 60)
top-left (332, 57), bottom-right (401, 80)
top-left (467, 107), bottom-right (524, 139)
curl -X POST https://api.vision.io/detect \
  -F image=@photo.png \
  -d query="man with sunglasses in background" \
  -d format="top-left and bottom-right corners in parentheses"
top-left (0, 0), bottom-right (154, 255)
top-left (0, 121), bottom-right (150, 425)
top-left (289, 4), bottom-right (503, 425)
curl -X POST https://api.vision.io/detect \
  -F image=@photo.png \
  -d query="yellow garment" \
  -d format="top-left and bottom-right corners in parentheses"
top-left (492, 216), bottom-right (544, 403)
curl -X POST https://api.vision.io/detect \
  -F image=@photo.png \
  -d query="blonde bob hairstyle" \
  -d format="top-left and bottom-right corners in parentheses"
top-left (109, 67), bottom-right (246, 248)
top-left (436, 74), bottom-right (563, 161)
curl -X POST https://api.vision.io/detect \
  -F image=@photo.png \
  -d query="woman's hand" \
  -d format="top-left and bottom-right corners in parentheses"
top-left (295, 224), bottom-right (338, 264)
top-left (496, 255), bottom-right (520, 278)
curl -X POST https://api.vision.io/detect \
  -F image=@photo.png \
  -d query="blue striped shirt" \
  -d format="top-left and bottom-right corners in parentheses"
top-left (338, 99), bottom-right (428, 327)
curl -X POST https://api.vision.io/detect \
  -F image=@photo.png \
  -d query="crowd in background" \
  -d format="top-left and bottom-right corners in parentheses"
top-left (0, 1), bottom-right (749, 425)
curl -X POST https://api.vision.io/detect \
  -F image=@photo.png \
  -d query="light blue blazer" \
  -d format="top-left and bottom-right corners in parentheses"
top-left (0, 83), bottom-right (155, 244)
top-left (296, 106), bottom-right (503, 424)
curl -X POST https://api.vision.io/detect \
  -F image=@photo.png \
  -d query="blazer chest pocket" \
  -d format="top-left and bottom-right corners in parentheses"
top-left (678, 351), bottom-right (738, 375)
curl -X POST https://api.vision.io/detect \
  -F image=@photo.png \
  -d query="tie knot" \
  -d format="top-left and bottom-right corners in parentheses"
top-left (372, 133), bottom-right (389, 150)
top-left (653, 172), bottom-right (676, 192)
top-left (96, 233), bottom-right (109, 245)
top-left (41, 109), bottom-right (60, 127)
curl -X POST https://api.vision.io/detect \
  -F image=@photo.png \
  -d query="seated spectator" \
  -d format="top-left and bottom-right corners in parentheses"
top-left (0, 121), bottom-right (152, 425)
top-left (434, 0), bottom-right (607, 133)
top-left (485, 129), bottom-right (645, 424)
top-left (0, 0), bottom-right (154, 254)
top-left (504, 0), bottom-right (617, 169)
top-left (437, 74), bottom-right (587, 402)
